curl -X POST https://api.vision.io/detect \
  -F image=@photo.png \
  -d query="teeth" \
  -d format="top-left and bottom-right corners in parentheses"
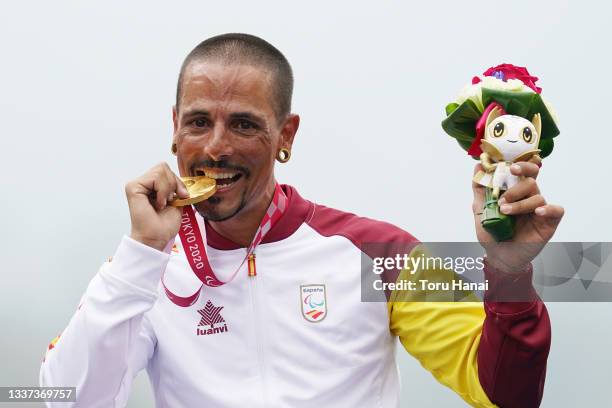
top-left (200, 170), bottom-right (238, 179)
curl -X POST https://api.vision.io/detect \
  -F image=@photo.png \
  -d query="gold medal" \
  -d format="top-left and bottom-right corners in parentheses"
top-left (169, 176), bottom-right (217, 207)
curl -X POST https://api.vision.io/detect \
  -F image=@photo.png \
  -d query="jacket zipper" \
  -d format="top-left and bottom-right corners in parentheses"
top-left (248, 251), bottom-right (268, 406)
top-left (248, 253), bottom-right (257, 277)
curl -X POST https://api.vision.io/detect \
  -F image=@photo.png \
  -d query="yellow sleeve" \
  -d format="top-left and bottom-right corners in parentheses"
top-left (388, 244), bottom-right (497, 408)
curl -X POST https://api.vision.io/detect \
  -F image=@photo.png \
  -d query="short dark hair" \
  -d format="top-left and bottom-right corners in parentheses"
top-left (176, 33), bottom-right (293, 123)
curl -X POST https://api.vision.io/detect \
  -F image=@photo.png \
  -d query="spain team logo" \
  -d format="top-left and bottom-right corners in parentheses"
top-left (300, 284), bottom-right (327, 322)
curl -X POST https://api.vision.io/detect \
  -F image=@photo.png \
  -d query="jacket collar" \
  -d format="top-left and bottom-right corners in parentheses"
top-left (204, 184), bottom-right (313, 250)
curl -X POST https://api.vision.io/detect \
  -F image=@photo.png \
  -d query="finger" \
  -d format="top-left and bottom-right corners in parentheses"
top-left (499, 177), bottom-right (539, 204)
top-left (173, 174), bottom-right (189, 198)
top-left (472, 163), bottom-right (485, 196)
top-left (510, 161), bottom-right (540, 179)
top-left (500, 194), bottom-right (546, 215)
top-left (125, 180), bottom-right (147, 199)
top-left (162, 165), bottom-right (190, 201)
top-left (126, 172), bottom-right (162, 204)
top-left (161, 164), bottom-right (178, 202)
top-left (472, 185), bottom-right (484, 215)
top-left (152, 169), bottom-right (173, 210)
top-left (535, 204), bottom-right (565, 219)
top-left (158, 162), bottom-right (180, 204)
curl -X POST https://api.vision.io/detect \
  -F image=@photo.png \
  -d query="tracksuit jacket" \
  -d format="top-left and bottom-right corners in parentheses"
top-left (40, 184), bottom-right (551, 407)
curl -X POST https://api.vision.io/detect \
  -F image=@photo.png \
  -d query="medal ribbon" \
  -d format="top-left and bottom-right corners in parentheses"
top-left (162, 182), bottom-right (287, 307)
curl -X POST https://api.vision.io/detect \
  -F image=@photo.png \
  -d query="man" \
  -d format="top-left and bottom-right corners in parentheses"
top-left (40, 34), bottom-right (563, 407)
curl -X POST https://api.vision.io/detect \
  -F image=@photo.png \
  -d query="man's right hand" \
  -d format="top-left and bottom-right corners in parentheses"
top-left (125, 162), bottom-right (190, 251)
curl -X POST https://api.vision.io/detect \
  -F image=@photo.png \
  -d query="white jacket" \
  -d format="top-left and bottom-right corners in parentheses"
top-left (40, 185), bottom-right (551, 408)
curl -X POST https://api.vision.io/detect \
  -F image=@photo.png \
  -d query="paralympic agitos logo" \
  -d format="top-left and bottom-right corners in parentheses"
top-left (196, 300), bottom-right (229, 336)
top-left (300, 284), bottom-right (327, 322)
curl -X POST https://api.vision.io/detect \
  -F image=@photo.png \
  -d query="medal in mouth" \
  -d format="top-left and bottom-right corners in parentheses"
top-left (194, 168), bottom-right (244, 192)
top-left (169, 176), bottom-right (217, 207)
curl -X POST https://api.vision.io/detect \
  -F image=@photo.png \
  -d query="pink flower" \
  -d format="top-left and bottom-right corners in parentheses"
top-left (482, 63), bottom-right (541, 93)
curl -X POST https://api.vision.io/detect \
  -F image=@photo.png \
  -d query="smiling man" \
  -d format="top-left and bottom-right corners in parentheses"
top-left (40, 34), bottom-right (563, 407)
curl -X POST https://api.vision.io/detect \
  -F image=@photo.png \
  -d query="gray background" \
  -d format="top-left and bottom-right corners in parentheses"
top-left (1, 0), bottom-right (610, 406)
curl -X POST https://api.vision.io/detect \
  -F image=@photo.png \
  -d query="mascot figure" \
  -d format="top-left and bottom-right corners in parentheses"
top-left (442, 64), bottom-right (560, 241)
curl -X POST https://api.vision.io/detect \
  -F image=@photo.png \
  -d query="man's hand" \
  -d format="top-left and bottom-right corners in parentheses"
top-left (125, 162), bottom-right (190, 251)
top-left (472, 162), bottom-right (565, 273)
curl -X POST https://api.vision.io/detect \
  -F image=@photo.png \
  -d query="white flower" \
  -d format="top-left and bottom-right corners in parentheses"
top-left (455, 76), bottom-right (536, 112)
top-left (484, 77), bottom-right (535, 93)
top-left (456, 82), bottom-right (485, 112)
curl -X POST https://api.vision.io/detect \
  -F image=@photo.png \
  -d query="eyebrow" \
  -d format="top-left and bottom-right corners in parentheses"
top-left (182, 110), bottom-right (263, 120)
top-left (181, 109), bottom-right (210, 119)
top-left (229, 112), bottom-right (264, 123)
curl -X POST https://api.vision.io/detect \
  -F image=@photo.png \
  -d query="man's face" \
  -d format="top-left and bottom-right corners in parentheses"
top-left (173, 62), bottom-right (287, 222)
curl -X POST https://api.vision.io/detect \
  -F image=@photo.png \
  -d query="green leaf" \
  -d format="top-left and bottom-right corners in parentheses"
top-left (538, 137), bottom-right (554, 158)
top-left (445, 102), bottom-right (459, 116)
top-left (525, 96), bottom-right (560, 140)
top-left (481, 88), bottom-right (560, 140)
top-left (441, 89), bottom-right (560, 158)
top-left (441, 99), bottom-right (482, 143)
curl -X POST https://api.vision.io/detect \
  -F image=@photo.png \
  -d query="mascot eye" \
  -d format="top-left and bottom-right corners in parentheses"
top-left (522, 127), bottom-right (533, 143)
top-left (493, 122), bottom-right (505, 137)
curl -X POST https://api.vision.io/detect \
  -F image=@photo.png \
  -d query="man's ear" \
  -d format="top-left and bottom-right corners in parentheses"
top-left (532, 113), bottom-right (542, 136)
top-left (172, 106), bottom-right (178, 133)
top-left (171, 106), bottom-right (179, 152)
top-left (279, 114), bottom-right (300, 151)
top-left (485, 106), bottom-right (504, 129)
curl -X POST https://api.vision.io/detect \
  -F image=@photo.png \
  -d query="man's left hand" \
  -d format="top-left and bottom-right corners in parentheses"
top-left (472, 162), bottom-right (565, 273)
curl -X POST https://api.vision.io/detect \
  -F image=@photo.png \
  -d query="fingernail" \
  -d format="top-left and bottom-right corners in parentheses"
top-left (500, 204), bottom-right (511, 214)
top-left (511, 164), bottom-right (521, 173)
top-left (498, 197), bottom-right (506, 205)
top-left (535, 207), bottom-right (546, 216)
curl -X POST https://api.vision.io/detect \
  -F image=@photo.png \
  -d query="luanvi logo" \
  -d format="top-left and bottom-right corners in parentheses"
top-left (197, 300), bottom-right (229, 336)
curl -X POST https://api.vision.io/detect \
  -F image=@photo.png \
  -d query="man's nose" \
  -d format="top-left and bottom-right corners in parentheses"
top-left (203, 122), bottom-right (234, 161)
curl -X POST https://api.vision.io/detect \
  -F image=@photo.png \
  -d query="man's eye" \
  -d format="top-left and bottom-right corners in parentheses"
top-left (192, 118), bottom-right (210, 128)
top-left (237, 120), bottom-right (254, 129)
top-left (233, 119), bottom-right (258, 133)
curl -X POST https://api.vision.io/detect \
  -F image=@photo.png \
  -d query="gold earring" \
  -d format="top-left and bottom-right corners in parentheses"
top-left (171, 143), bottom-right (178, 155)
top-left (276, 148), bottom-right (291, 163)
